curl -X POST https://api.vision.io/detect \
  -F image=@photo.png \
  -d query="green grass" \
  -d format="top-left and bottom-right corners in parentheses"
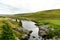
top-left (36, 20), bottom-right (60, 25)
top-left (47, 20), bottom-right (60, 25)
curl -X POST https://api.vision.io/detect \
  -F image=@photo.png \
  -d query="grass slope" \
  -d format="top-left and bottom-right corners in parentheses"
top-left (14, 9), bottom-right (60, 21)
top-left (0, 18), bottom-right (26, 40)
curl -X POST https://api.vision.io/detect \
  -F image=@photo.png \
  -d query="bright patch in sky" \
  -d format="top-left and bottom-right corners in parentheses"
top-left (0, 0), bottom-right (60, 14)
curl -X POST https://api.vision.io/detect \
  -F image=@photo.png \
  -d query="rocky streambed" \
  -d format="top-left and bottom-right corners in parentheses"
top-left (20, 20), bottom-right (55, 40)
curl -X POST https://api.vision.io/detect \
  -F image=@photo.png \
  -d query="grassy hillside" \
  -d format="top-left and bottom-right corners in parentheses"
top-left (14, 9), bottom-right (60, 21)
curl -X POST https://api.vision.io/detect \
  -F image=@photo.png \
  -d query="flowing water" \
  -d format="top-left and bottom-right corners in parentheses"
top-left (21, 20), bottom-right (42, 40)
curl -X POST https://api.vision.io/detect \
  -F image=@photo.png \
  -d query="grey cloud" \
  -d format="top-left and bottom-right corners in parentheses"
top-left (0, 3), bottom-right (31, 13)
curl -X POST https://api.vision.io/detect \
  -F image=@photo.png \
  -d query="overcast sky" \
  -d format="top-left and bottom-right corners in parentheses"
top-left (0, 0), bottom-right (60, 14)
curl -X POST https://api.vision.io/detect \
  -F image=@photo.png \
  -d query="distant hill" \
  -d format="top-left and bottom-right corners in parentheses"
top-left (14, 9), bottom-right (60, 21)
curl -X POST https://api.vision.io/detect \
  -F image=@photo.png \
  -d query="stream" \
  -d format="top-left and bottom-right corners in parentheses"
top-left (21, 20), bottom-right (42, 40)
